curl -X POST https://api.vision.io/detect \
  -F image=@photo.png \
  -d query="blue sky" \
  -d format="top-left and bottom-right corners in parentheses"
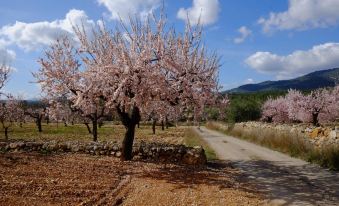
top-left (1, 0), bottom-right (339, 98)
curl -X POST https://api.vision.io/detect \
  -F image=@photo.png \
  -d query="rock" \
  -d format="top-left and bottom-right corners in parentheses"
top-left (310, 128), bottom-right (320, 138)
top-left (329, 131), bottom-right (337, 139)
top-left (115, 151), bottom-right (121, 157)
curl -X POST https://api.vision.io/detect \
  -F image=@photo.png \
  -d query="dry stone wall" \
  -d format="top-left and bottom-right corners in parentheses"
top-left (0, 141), bottom-right (207, 165)
top-left (228, 122), bottom-right (339, 147)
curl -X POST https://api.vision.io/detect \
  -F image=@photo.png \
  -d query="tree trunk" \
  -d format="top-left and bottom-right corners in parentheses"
top-left (165, 117), bottom-right (168, 129)
top-left (36, 118), bottom-right (42, 132)
top-left (121, 123), bottom-right (136, 161)
top-left (161, 120), bottom-right (164, 131)
top-left (92, 117), bottom-right (98, 141)
top-left (312, 113), bottom-right (319, 126)
top-left (4, 127), bottom-right (8, 141)
top-left (118, 106), bottom-right (141, 161)
top-left (98, 120), bottom-right (103, 128)
top-left (152, 119), bottom-right (156, 134)
top-left (84, 123), bottom-right (92, 134)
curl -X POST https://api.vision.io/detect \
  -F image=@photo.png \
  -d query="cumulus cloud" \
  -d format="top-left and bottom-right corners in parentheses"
top-left (177, 0), bottom-right (220, 26)
top-left (97, 0), bottom-right (160, 21)
top-left (0, 9), bottom-right (95, 51)
top-left (245, 42), bottom-right (339, 79)
top-left (0, 45), bottom-right (15, 65)
top-left (234, 26), bottom-right (252, 44)
top-left (258, 0), bottom-right (339, 33)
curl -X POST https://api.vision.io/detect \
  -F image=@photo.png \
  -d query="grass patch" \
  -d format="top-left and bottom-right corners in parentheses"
top-left (0, 123), bottom-right (186, 145)
top-left (206, 121), bottom-right (339, 171)
top-left (184, 128), bottom-right (217, 160)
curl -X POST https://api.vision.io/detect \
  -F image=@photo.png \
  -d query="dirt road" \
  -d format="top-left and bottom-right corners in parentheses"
top-left (195, 127), bottom-right (339, 206)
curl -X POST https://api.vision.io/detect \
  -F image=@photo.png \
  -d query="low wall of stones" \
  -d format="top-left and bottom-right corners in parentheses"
top-left (0, 141), bottom-right (206, 165)
top-left (218, 121), bottom-right (339, 147)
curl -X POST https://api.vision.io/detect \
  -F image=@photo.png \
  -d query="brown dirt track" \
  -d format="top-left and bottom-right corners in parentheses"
top-left (0, 152), bottom-right (263, 206)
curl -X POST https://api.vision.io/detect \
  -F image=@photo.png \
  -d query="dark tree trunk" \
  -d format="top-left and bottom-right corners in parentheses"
top-left (4, 127), bottom-right (9, 141)
top-left (121, 123), bottom-right (136, 161)
top-left (312, 113), bottom-right (319, 126)
top-left (92, 117), bottom-right (98, 142)
top-left (152, 119), bottom-right (156, 134)
top-left (63, 118), bottom-right (67, 127)
top-left (117, 106), bottom-right (141, 161)
top-left (36, 118), bottom-right (42, 132)
top-left (98, 120), bottom-right (103, 128)
top-left (165, 117), bottom-right (168, 129)
top-left (84, 123), bottom-right (92, 134)
top-left (161, 120), bottom-right (164, 131)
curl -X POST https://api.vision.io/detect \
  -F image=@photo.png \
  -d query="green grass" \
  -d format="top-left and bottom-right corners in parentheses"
top-left (183, 128), bottom-right (217, 160)
top-left (206, 121), bottom-right (339, 171)
top-left (0, 122), bottom-right (186, 145)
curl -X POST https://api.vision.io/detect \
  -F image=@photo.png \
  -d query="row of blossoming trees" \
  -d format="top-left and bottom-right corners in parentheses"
top-left (261, 86), bottom-right (339, 126)
top-left (32, 14), bottom-right (220, 160)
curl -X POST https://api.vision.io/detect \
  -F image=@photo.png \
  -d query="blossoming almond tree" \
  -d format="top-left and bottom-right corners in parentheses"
top-left (0, 95), bottom-right (24, 140)
top-left (261, 96), bottom-right (289, 123)
top-left (35, 14), bottom-right (219, 160)
top-left (34, 36), bottom-right (109, 141)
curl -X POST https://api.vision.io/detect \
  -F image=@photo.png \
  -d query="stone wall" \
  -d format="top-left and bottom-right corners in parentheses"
top-left (224, 122), bottom-right (339, 147)
top-left (0, 141), bottom-right (206, 165)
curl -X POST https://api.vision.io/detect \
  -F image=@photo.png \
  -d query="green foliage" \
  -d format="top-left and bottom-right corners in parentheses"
top-left (218, 91), bottom-right (287, 123)
top-left (226, 96), bottom-right (261, 123)
top-left (204, 107), bottom-right (221, 121)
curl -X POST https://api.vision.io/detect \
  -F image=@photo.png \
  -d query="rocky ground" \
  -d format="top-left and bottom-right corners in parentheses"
top-left (0, 152), bottom-right (264, 206)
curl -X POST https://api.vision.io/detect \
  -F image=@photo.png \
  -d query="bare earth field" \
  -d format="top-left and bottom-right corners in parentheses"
top-left (0, 152), bottom-right (263, 206)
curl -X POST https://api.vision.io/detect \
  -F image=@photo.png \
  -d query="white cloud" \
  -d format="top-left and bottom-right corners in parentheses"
top-left (177, 0), bottom-right (220, 26)
top-left (243, 78), bottom-right (255, 84)
top-left (97, 0), bottom-right (160, 21)
top-left (245, 42), bottom-right (339, 79)
top-left (234, 26), bottom-right (252, 44)
top-left (259, 0), bottom-right (339, 33)
top-left (0, 9), bottom-right (95, 51)
top-left (0, 45), bottom-right (15, 64)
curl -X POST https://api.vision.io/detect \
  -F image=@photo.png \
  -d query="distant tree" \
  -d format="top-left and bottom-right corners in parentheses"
top-left (0, 96), bottom-right (24, 140)
top-left (24, 100), bottom-right (48, 132)
top-left (261, 96), bottom-right (289, 123)
top-left (227, 97), bottom-right (261, 123)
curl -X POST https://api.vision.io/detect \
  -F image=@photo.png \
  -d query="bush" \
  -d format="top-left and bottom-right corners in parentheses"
top-left (226, 98), bottom-right (261, 123)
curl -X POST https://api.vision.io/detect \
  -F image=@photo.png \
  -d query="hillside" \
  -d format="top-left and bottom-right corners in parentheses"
top-left (228, 68), bottom-right (339, 93)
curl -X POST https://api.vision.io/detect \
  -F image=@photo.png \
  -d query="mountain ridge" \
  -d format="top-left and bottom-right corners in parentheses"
top-left (227, 68), bottom-right (339, 93)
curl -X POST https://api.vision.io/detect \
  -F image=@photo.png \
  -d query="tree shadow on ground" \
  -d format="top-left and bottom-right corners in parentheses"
top-left (232, 160), bottom-right (339, 205)
top-left (133, 159), bottom-right (261, 197)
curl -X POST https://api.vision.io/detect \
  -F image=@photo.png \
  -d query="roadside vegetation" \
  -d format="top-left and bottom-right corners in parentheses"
top-left (206, 121), bottom-right (339, 170)
top-left (183, 128), bottom-right (217, 160)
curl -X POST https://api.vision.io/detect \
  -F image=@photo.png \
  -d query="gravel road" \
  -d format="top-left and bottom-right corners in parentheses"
top-left (195, 127), bottom-right (339, 206)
